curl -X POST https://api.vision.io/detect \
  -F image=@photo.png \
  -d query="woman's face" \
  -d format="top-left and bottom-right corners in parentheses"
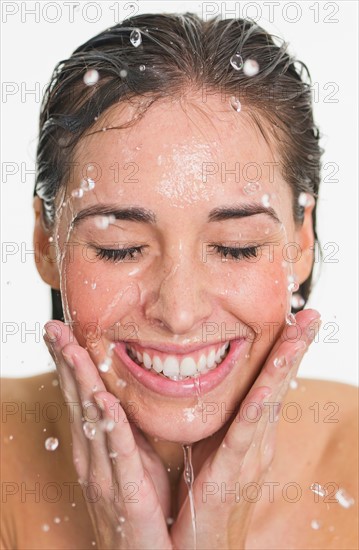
top-left (42, 93), bottom-right (314, 443)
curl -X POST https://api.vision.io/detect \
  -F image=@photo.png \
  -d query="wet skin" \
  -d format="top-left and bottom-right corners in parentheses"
top-left (1, 94), bottom-right (358, 548)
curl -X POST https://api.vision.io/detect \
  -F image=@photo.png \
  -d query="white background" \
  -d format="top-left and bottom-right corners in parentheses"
top-left (1, 1), bottom-right (358, 384)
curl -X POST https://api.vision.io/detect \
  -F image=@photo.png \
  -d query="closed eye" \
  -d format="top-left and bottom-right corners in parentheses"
top-left (208, 244), bottom-right (260, 260)
top-left (94, 246), bottom-right (146, 262)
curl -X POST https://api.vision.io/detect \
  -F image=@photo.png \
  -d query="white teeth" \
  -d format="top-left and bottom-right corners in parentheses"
top-left (179, 357), bottom-right (197, 376)
top-left (126, 341), bottom-right (231, 378)
top-left (215, 348), bottom-right (222, 363)
top-left (207, 349), bottom-right (216, 369)
top-left (198, 354), bottom-right (207, 372)
top-left (163, 356), bottom-right (179, 377)
top-left (152, 355), bottom-right (162, 373)
top-left (142, 352), bottom-right (152, 370)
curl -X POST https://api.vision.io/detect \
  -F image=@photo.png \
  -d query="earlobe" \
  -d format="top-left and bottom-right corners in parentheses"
top-left (293, 198), bottom-right (316, 285)
top-left (33, 196), bottom-right (61, 290)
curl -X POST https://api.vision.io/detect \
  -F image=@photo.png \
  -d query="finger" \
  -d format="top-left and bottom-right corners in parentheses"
top-left (93, 391), bottom-right (168, 528)
top-left (44, 321), bottom-right (89, 476)
top-left (208, 385), bottom-right (272, 477)
top-left (248, 308), bottom-right (321, 398)
top-left (207, 310), bottom-right (321, 478)
top-left (61, 343), bottom-right (112, 483)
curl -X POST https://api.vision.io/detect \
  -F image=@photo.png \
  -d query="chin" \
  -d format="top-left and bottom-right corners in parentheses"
top-left (124, 404), bottom-right (224, 444)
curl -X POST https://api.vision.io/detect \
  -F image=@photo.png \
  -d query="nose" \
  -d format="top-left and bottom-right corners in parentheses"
top-left (144, 251), bottom-right (213, 336)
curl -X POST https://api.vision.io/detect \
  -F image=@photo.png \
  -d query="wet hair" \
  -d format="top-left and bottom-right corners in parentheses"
top-left (33, 13), bottom-right (323, 321)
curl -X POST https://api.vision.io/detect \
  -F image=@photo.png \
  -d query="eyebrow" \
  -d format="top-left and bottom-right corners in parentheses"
top-left (72, 202), bottom-right (281, 226)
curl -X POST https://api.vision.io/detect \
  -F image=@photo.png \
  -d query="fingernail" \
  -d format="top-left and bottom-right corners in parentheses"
top-left (62, 351), bottom-right (75, 369)
top-left (44, 323), bottom-right (58, 344)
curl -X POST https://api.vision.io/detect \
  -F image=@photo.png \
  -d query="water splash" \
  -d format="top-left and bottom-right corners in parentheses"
top-left (130, 29), bottom-right (142, 47)
top-left (229, 96), bottom-right (241, 112)
top-left (310, 483), bottom-right (327, 498)
top-left (243, 59), bottom-right (259, 76)
top-left (83, 69), bottom-right (99, 86)
top-left (45, 437), bottom-right (59, 451)
top-left (286, 313), bottom-right (296, 326)
top-left (182, 444), bottom-right (197, 549)
top-left (335, 487), bottom-right (355, 508)
top-left (243, 181), bottom-right (260, 195)
top-left (229, 52), bottom-right (244, 71)
top-left (291, 293), bottom-right (305, 309)
top-left (311, 519), bottom-right (321, 530)
top-left (83, 421), bottom-right (96, 440)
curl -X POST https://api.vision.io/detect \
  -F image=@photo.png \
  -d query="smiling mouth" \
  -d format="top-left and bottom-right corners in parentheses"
top-left (125, 341), bottom-right (231, 380)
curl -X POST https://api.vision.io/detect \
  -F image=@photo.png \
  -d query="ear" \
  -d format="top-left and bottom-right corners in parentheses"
top-left (33, 196), bottom-right (60, 290)
top-left (293, 198), bottom-right (316, 285)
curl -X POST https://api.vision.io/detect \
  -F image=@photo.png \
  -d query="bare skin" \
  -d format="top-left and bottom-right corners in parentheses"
top-left (1, 372), bottom-right (357, 549)
top-left (1, 94), bottom-right (358, 548)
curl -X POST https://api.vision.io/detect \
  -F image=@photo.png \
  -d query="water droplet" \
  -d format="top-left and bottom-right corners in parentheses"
top-left (53, 517), bottom-right (61, 524)
top-left (273, 356), bottom-right (286, 368)
top-left (298, 192), bottom-right (309, 207)
top-left (9, 435), bottom-right (14, 440)
top-left (335, 487), bottom-right (355, 508)
top-left (83, 421), bottom-right (96, 440)
top-left (94, 215), bottom-right (116, 229)
top-left (120, 69), bottom-right (128, 78)
top-left (45, 437), bottom-right (59, 451)
top-left (51, 378), bottom-right (59, 386)
top-left (291, 293), bottom-right (305, 309)
top-left (261, 194), bottom-right (270, 207)
top-left (286, 313), bottom-right (296, 326)
top-left (243, 59), bottom-right (259, 76)
top-left (48, 236), bottom-right (54, 243)
top-left (166, 517), bottom-right (174, 526)
top-left (229, 96), bottom-right (241, 112)
top-left (71, 188), bottom-right (84, 199)
top-left (310, 483), bottom-right (327, 498)
top-left (109, 450), bottom-right (118, 459)
top-left (41, 524), bottom-right (50, 532)
top-left (80, 178), bottom-right (95, 191)
top-left (288, 281), bottom-right (299, 292)
top-left (139, 64), bottom-right (146, 72)
top-left (243, 181), bottom-right (260, 195)
top-left (71, 502), bottom-right (76, 507)
top-left (116, 378), bottom-right (127, 388)
top-left (311, 519), bottom-right (321, 530)
top-left (119, 516), bottom-right (126, 523)
top-left (289, 379), bottom-right (298, 390)
top-left (98, 357), bottom-right (112, 372)
top-left (130, 28), bottom-right (142, 47)
top-left (83, 69), bottom-right (99, 86)
top-left (100, 418), bottom-right (115, 432)
top-left (229, 52), bottom-right (244, 71)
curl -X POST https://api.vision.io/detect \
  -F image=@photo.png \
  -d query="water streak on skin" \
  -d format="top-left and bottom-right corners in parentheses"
top-left (182, 443), bottom-right (197, 549)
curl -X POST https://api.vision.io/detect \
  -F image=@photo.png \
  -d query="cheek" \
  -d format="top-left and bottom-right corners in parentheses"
top-left (215, 257), bottom-right (289, 320)
top-left (62, 250), bottom-right (143, 344)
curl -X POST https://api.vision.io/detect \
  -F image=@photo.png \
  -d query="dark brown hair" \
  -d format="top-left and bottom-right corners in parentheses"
top-left (33, 13), bottom-right (323, 320)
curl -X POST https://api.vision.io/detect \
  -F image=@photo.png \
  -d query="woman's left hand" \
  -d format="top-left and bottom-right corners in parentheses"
top-left (170, 308), bottom-right (321, 550)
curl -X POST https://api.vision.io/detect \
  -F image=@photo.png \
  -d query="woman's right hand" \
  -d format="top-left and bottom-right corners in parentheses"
top-left (43, 320), bottom-right (173, 550)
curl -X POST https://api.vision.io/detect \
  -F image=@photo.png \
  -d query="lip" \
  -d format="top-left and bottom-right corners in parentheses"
top-left (113, 339), bottom-right (247, 397)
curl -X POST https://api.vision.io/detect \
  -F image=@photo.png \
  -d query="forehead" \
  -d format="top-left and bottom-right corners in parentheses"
top-left (67, 93), bottom-right (288, 210)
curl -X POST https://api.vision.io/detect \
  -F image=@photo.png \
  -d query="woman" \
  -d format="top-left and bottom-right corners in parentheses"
top-left (1, 12), bottom-right (357, 550)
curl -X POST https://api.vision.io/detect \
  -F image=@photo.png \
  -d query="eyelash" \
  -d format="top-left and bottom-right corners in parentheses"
top-left (94, 245), bottom-right (260, 262)
top-left (208, 244), bottom-right (260, 260)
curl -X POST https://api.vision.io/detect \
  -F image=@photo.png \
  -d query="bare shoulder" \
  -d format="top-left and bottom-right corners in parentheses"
top-left (259, 377), bottom-right (358, 549)
top-left (0, 372), bottom-right (79, 549)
